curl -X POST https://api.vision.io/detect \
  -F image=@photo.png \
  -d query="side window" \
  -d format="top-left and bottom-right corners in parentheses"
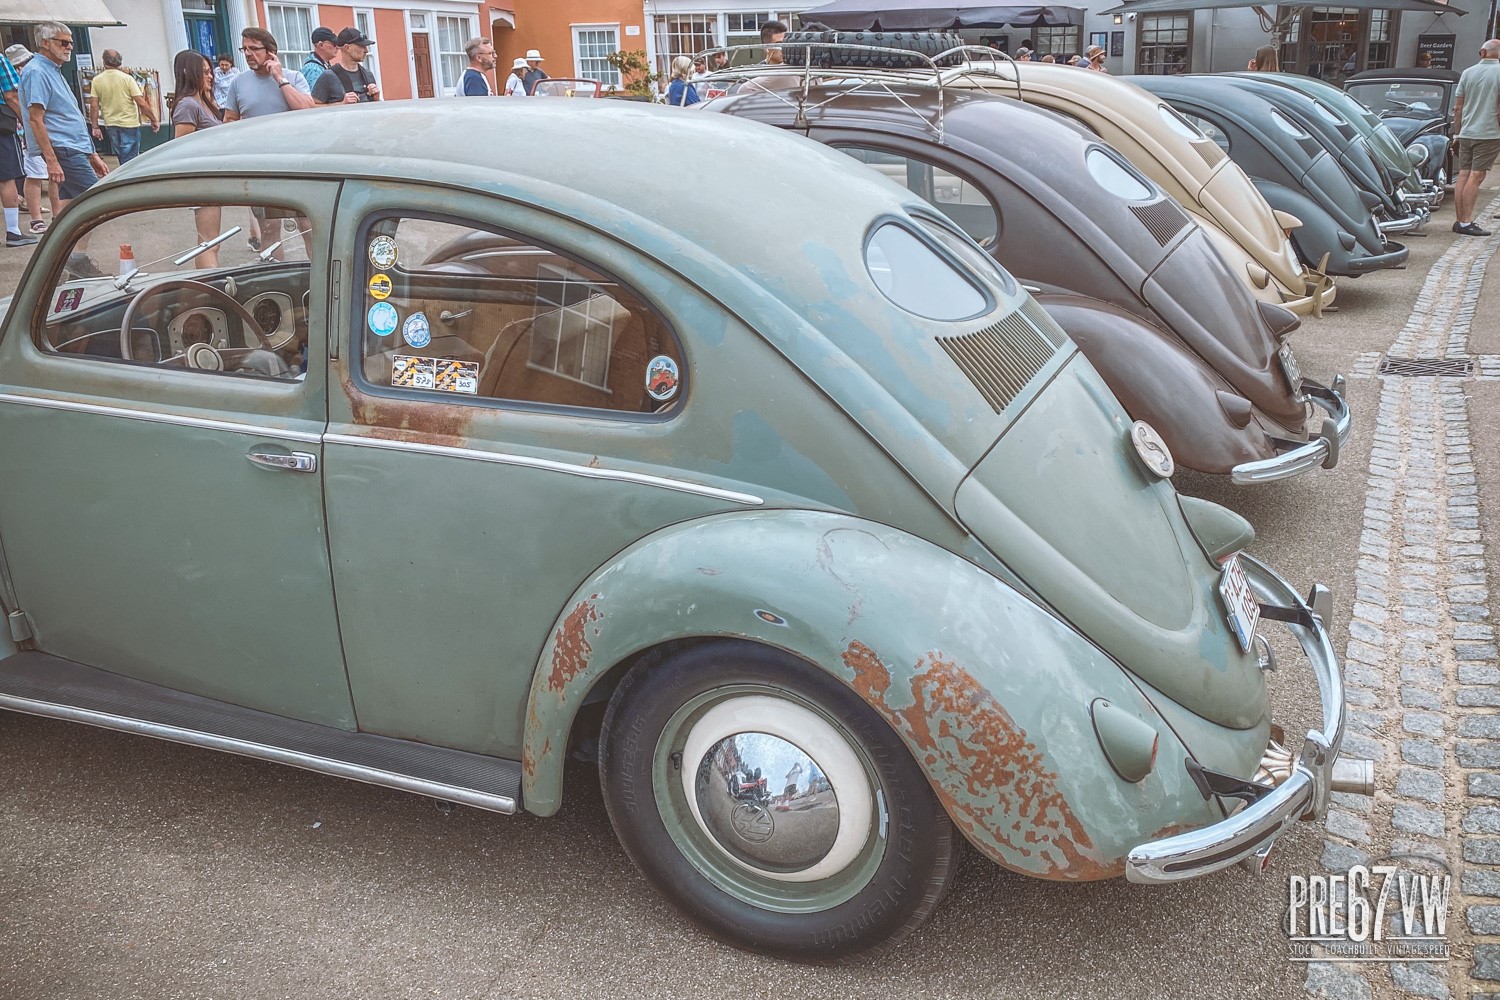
top-left (357, 217), bottom-right (684, 414)
top-left (38, 203), bottom-right (314, 382)
top-left (836, 146), bottom-right (1000, 246)
top-left (1180, 113), bottom-right (1231, 153)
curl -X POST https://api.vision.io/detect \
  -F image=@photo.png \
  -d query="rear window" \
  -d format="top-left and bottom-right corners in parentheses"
top-left (864, 222), bottom-right (989, 321)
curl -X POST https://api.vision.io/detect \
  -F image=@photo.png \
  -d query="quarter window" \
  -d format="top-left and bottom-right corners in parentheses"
top-left (357, 216), bottom-right (684, 414)
top-left (837, 146), bottom-right (999, 245)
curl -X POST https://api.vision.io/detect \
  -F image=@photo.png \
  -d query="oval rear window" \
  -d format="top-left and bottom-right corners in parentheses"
top-left (1086, 147), bottom-right (1154, 201)
top-left (1312, 101), bottom-right (1345, 127)
top-left (1158, 103), bottom-right (1204, 140)
top-left (865, 223), bottom-right (988, 321)
top-left (1271, 109), bottom-right (1310, 139)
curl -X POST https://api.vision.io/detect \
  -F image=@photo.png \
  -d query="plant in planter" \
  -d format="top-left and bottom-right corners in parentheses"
top-left (604, 49), bottom-right (660, 100)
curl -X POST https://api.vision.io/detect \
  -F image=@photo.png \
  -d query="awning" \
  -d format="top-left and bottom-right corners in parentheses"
top-left (1099, 0), bottom-right (1461, 14)
top-left (0, 0), bottom-right (123, 26)
top-left (802, 1), bottom-right (1085, 30)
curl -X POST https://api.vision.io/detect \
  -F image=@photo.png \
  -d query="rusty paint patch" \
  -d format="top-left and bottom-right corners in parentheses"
top-left (545, 595), bottom-right (602, 695)
top-left (339, 370), bottom-right (476, 443)
top-left (842, 640), bottom-right (1117, 880)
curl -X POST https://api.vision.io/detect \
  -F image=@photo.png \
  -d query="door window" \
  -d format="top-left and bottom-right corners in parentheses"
top-left (356, 216), bottom-right (685, 414)
top-left (836, 146), bottom-right (999, 246)
top-left (37, 203), bottom-right (314, 381)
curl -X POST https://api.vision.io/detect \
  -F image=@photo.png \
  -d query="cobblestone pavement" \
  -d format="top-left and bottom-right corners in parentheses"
top-left (1305, 194), bottom-right (1500, 1000)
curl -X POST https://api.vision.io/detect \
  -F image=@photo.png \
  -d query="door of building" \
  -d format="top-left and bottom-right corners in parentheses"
top-left (412, 32), bottom-right (434, 98)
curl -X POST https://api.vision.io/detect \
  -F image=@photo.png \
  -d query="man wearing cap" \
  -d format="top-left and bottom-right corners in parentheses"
top-left (86, 49), bottom-right (160, 164)
top-left (522, 49), bottom-right (548, 95)
top-left (505, 57), bottom-right (529, 97)
top-left (1015, 46), bottom-right (1032, 61)
top-left (302, 27), bottom-right (338, 88)
top-left (0, 45), bottom-right (36, 247)
top-left (311, 27), bottom-right (380, 105)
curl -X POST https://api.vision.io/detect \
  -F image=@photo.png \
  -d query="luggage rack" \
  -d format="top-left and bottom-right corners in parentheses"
top-left (692, 43), bottom-right (1026, 141)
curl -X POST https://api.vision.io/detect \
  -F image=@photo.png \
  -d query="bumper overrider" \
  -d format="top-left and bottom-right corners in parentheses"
top-left (1404, 185), bottom-right (1444, 209)
top-left (1126, 556), bottom-right (1367, 883)
top-left (1231, 375), bottom-right (1351, 485)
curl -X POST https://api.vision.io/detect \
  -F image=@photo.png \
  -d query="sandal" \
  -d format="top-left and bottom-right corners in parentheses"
top-left (28, 220), bottom-right (46, 234)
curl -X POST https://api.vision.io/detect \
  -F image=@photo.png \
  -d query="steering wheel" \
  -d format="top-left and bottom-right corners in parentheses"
top-left (119, 278), bottom-right (287, 375)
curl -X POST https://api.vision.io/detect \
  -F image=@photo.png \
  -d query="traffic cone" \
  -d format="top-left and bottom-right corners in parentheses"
top-left (118, 243), bottom-right (135, 276)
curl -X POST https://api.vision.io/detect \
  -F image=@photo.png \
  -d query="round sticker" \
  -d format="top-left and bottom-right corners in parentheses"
top-left (646, 355), bottom-right (680, 402)
top-left (368, 235), bottom-right (398, 270)
top-left (367, 301), bottom-right (399, 337)
top-left (403, 310), bottom-right (431, 350)
top-left (368, 273), bottom-right (392, 300)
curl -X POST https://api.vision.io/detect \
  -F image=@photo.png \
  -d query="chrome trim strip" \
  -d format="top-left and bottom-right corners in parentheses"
top-left (324, 432), bottom-right (765, 506)
top-left (1126, 556), bottom-right (1347, 883)
top-left (1230, 376), bottom-right (1353, 485)
top-left (0, 692), bottom-right (518, 815)
top-left (0, 392), bottom-right (323, 444)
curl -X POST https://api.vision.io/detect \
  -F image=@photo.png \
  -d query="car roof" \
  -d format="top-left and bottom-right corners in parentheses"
top-left (1346, 67), bottom-right (1461, 84)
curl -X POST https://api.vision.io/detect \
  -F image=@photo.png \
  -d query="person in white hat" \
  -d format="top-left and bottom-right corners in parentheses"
top-left (522, 48), bottom-right (548, 95)
top-left (505, 56), bottom-right (529, 97)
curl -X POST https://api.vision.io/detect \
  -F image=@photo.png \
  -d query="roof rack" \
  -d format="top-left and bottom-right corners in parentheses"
top-left (691, 43), bottom-right (1025, 142)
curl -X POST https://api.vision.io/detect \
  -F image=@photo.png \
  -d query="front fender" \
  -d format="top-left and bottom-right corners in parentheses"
top-left (521, 509), bottom-right (1227, 880)
top-left (1413, 134), bottom-right (1449, 182)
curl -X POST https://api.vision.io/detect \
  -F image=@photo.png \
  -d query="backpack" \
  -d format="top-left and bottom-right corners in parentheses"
top-left (329, 64), bottom-right (375, 102)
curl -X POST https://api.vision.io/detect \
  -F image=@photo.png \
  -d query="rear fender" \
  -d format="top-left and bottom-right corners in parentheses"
top-left (1035, 293), bottom-right (1285, 472)
top-left (1255, 180), bottom-right (1357, 276)
top-left (521, 509), bottom-right (1225, 880)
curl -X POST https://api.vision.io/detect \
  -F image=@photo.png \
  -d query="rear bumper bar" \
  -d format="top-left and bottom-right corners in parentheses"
top-left (1344, 240), bottom-right (1409, 275)
top-left (1231, 375), bottom-right (1351, 485)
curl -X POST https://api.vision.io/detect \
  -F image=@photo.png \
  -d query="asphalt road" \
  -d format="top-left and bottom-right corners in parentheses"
top-left (0, 178), bottom-right (1494, 1000)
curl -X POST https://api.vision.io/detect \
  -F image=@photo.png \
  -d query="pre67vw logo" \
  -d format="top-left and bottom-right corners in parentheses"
top-left (1286, 858), bottom-right (1451, 963)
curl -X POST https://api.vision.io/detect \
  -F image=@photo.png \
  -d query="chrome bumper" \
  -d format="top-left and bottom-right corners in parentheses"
top-left (1378, 206), bottom-right (1428, 235)
top-left (1403, 185), bottom-right (1444, 209)
top-left (1231, 375), bottom-right (1351, 485)
top-left (1125, 556), bottom-right (1348, 884)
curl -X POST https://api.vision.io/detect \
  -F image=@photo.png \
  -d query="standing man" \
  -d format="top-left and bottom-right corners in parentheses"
top-left (302, 27), bottom-right (338, 89)
top-left (760, 20), bottom-right (787, 65)
top-left (311, 27), bottom-right (380, 105)
top-left (460, 37), bottom-right (496, 95)
top-left (522, 49), bottom-right (548, 94)
top-left (1451, 39), bottom-right (1500, 237)
top-left (224, 27), bottom-right (314, 121)
top-left (0, 46), bottom-right (37, 247)
top-left (87, 50), bottom-right (159, 165)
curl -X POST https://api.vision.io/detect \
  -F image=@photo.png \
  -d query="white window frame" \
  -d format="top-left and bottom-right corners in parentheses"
top-left (265, 3), bottom-right (316, 74)
top-left (354, 8), bottom-right (381, 86)
top-left (434, 13), bottom-right (477, 96)
top-left (571, 23), bottom-right (622, 86)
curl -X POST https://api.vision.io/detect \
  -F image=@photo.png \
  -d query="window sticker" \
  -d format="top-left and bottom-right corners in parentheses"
top-left (368, 235), bottom-right (398, 270)
top-left (368, 301), bottom-right (399, 337)
top-left (646, 355), bottom-right (679, 401)
top-left (392, 355), bottom-right (435, 389)
top-left (54, 288), bottom-right (84, 314)
top-left (368, 273), bottom-right (392, 300)
top-left (433, 359), bottom-right (479, 395)
top-left (402, 310), bottom-right (431, 349)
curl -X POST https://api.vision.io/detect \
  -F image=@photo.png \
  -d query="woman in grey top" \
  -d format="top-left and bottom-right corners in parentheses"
top-left (170, 50), bottom-right (225, 267)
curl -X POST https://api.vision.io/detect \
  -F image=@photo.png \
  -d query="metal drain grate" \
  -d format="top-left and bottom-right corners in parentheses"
top-left (1378, 356), bottom-right (1474, 377)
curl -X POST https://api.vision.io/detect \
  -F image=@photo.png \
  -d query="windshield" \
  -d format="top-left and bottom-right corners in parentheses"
top-left (1346, 81), bottom-right (1446, 116)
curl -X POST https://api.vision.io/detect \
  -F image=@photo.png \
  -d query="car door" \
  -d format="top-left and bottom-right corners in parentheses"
top-left (0, 178), bottom-right (354, 728)
top-left (323, 182), bottom-right (766, 759)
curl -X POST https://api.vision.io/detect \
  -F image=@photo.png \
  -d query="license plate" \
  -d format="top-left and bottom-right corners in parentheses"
top-left (1219, 554), bottom-right (1261, 654)
top-left (1278, 344), bottom-right (1302, 389)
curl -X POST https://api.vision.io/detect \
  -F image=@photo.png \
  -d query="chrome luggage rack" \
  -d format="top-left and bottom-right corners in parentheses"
top-left (692, 42), bottom-right (1027, 141)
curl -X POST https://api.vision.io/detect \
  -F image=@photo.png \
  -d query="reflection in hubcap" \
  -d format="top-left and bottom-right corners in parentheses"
top-left (694, 732), bottom-right (840, 873)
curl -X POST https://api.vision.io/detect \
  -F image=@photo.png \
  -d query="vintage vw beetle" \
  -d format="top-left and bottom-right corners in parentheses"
top-left (1241, 71), bottom-right (1444, 207)
top-left (0, 101), bottom-right (1366, 962)
top-left (703, 80), bottom-right (1350, 482)
top-left (1130, 74), bottom-right (1410, 278)
top-left (1218, 73), bottom-right (1429, 235)
top-left (1345, 68), bottom-right (1462, 187)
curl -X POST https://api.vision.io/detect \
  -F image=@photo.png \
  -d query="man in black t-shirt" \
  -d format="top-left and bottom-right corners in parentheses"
top-left (311, 27), bottom-right (380, 105)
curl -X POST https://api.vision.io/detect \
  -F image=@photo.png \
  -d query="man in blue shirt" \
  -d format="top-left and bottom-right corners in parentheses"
top-left (461, 37), bottom-right (496, 96)
top-left (302, 27), bottom-right (337, 88)
top-left (0, 47), bottom-right (37, 246)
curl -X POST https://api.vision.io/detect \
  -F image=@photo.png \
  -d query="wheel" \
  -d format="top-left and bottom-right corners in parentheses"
top-left (782, 30), bottom-right (965, 70)
top-left (598, 640), bottom-right (959, 963)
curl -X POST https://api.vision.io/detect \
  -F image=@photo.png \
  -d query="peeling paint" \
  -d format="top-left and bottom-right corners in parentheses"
top-left (545, 595), bottom-right (602, 695)
top-left (340, 371), bottom-right (476, 443)
top-left (842, 640), bottom-right (1118, 880)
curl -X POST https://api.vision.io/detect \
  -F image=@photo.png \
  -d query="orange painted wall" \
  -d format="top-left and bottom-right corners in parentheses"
top-left (497, 0), bottom-right (645, 80)
top-left (374, 8), bottom-right (413, 100)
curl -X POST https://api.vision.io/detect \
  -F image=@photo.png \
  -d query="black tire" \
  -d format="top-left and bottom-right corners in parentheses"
top-left (598, 640), bottom-right (959, 963)
top-left (782, 30), bottom-right (965, 70)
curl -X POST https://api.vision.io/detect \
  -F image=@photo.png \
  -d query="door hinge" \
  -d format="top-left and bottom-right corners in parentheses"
top-left (8, 609), bottom-right (32, 643)
top-left (329, 259), bottom-right (342, 361)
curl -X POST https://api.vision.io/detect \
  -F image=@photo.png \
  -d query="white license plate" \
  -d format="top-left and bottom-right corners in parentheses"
top-left (1278, 344), bottom-right (1302, 389)
top-left (1219, 555), bottom-right (1261, 654)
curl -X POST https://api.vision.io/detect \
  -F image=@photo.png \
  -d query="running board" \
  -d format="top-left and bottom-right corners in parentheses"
top-left (0, 652), bottom-right (521, 814)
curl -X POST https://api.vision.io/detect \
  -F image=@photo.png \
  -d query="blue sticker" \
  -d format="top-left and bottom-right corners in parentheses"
top-left (402, 310), bottom-right (431, 350)
top-left (368, 301), bottom-right (399, 337)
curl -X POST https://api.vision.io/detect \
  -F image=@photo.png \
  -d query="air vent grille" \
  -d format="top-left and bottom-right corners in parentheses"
top-left (937, 312), bottom-right (1056, 413)
top-left (1131, 200), bottom-right (1189, 247)
top-left (1378, 356), bottom-right (1473, 378)
top-left (1196, 140), bottom-right (1226, 168)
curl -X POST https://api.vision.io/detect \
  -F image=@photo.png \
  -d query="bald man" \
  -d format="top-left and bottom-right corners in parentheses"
top-left (1451, 38), bottom-right (1500, 236)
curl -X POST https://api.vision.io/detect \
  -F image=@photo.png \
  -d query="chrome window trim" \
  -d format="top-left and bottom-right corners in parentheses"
top-left (0, 392), bottom-right (323, 443)
top-left (323, 432), bottom-right (765, 506)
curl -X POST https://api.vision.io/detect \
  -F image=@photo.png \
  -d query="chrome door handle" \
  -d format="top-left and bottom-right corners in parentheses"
top-left (246, 449), bottom-right (318, 473)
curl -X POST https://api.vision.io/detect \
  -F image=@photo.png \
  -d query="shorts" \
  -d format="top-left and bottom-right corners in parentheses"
top-left (0, 132), bottom-right (21, 181)
top-left (53, 147), bottom-right (99, 200)
top-left (23, 153), bottom-right (45, 180)
top-left (1457, 137), bottom-right (1500, 173)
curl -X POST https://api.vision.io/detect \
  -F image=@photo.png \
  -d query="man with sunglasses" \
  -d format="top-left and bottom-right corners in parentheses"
top-left (19, 23), bottom-right (107, 221)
